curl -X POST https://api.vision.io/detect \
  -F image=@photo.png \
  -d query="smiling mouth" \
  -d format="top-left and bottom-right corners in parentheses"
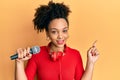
top-left (57, 40), bottom-right (64, 45)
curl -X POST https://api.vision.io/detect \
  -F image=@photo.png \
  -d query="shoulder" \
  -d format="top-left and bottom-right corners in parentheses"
top-left (66, 46), bottom-right (83, 63)
top-left (66, 46), bottom-right (82, 58)
top-left (67, 46), bottom-right (80, 54)
top-left (28, 45), bottom-right (48, 63)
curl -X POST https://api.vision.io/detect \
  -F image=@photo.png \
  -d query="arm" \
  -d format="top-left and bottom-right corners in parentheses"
top-left (81, 59), bottom-right (95, 80)
top-left (15, 60), bottom-right (27, 80)
top-left (15, 48), bottom-right (32, 80)
top-left (81, 41), bottom-right (99, 80)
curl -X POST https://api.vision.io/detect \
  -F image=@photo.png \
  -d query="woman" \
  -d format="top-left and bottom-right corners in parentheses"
top-left (15, 1), bottom-right (99, 80)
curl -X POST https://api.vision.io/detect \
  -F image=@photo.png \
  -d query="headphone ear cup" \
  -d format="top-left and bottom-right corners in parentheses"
top-left (51, 52), bottom-right (57, 61)
top-left (51, 51), bottom-right (63, 61)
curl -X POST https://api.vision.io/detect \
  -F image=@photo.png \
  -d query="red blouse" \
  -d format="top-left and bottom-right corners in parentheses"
top-left (25, 44), bottom-right (84, 80)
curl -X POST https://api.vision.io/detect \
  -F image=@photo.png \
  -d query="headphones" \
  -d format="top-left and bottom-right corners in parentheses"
top-left (50, 51), bottom-right (64, 61)
top-left (47, 42), bottom-right (66, 61)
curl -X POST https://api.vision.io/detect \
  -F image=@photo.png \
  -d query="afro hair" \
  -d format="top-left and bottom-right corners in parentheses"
top-left (33, 1), bottom-right (71, 32)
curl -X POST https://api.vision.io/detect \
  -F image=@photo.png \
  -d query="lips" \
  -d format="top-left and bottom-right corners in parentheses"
top-left (57, 40), bottom-right (64, 45)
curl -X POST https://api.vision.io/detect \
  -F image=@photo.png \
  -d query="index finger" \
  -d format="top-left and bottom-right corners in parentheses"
top-left (92, 40), bottom-right (97, 47)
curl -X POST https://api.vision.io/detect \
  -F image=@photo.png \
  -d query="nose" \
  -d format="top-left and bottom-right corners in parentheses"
top-left (57, 32), bottom-right (63, 39)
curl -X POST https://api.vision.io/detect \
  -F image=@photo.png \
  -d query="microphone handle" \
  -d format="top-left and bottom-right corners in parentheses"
top-left (10, 53), bottom-right (18, 60)
top-left (10, 50), bottom-right (32, 60)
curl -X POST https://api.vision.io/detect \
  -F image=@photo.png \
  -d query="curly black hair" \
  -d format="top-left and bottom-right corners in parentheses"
top-left (33, 1), bottom-right (71, 32)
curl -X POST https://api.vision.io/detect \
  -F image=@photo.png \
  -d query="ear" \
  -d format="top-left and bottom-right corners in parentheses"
top-left (45, 31), bottom-right (50, 41)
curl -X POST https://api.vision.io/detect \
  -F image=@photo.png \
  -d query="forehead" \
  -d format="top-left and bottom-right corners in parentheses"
top-left (48, 18), bottom-right (68, 29)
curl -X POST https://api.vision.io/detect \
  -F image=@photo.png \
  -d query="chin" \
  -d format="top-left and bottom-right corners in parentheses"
top-left (56, 43), bottom-right (65, 48)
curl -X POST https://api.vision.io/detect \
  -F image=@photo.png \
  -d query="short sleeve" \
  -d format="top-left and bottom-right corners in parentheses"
top-left (25, 55), bottom-right (37, 80)
top-left (74, 51), bottom-right (84, 80)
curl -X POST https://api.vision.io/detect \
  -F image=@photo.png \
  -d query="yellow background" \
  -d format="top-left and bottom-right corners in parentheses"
top-left (0, 0), bottom-right (120, 80)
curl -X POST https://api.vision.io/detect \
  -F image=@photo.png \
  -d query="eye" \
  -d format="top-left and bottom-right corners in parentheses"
top-left (63, 29), bottom-right (68, 33)
top-left (51, 30), bottom-right (57, 34)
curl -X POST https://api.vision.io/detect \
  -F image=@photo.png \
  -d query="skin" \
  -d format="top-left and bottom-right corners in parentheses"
top-left (15, 18), bottom-right (99, 80)
top-left (46, 18), bottom-right (69, 52)
top-left (81, 40), bottom-right (99, 80)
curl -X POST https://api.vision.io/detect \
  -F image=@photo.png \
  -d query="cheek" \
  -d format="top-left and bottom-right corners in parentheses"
top-left (49, 34), bottom-right (57, 40)
top-left (64, 34), bottom-right (69, 39)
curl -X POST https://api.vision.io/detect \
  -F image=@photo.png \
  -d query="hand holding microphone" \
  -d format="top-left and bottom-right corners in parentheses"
top-left (10, 46), bottom-right (40, 61)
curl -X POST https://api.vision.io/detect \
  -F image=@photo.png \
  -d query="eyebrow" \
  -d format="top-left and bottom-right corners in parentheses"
top-left (50, 27), bottom-right (69, 30)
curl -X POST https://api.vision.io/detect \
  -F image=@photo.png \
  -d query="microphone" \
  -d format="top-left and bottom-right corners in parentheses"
top-left (10, 46), bottom-right (40, 60)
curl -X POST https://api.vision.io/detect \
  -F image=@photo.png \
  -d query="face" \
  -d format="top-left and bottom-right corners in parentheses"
top-left (46, 18), bottom-right (69, 49)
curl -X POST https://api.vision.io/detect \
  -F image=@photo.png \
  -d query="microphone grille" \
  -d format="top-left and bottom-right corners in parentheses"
top-left (31, 46), bottom-right (40, 54)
